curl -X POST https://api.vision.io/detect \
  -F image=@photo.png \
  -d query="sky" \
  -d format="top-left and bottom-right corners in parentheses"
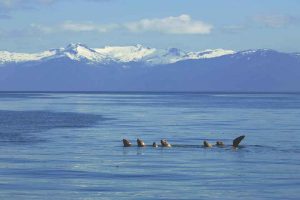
top-left (0, 0), bottom-right (299, 52)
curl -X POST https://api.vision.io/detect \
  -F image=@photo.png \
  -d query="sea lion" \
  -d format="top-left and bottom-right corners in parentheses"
top-left (203, 140), bottom-right (213, 148)
top-left (152, 142), bottom-right (158, 148)
top-left (160, 139), bottom-right (172, 147)
top-left (123, 139), bottom-right (132, 147)
top-left (137, 138), bottom-right (146, 147)
top-left (216, 141), bottom-right (225, 147)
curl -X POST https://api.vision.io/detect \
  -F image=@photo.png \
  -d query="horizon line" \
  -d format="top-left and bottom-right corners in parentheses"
top-left (1, 91), bottom-right (300, 94)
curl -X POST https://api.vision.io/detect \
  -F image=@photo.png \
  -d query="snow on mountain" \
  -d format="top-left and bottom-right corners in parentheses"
top-left (143, 48), bottom-right (236, 64)
top-left (94, 44), bottom-right (156, 62)
top-left (0, 43), bottom-right (236, 65)
top-left (139, 48), bottom-right (183, 64)
top-left (0, 50), bottom-right (55, 64)
top-left (45, 43), bottom-right (109, 63)
top-left (187, 49), bottom-right (235, 59)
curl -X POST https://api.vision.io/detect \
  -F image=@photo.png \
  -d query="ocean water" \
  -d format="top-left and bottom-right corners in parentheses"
top-left (0, 92), bottom-right (299, 200)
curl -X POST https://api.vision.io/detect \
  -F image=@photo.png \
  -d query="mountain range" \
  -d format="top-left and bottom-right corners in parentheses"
top-left (0, 43), bottom-right (299, 92)
top-left (0, 43), bottom-right (235, 65)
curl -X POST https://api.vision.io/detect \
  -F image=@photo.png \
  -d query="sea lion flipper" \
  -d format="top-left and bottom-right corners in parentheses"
top-left (232, 135), bottom-right (245, 148)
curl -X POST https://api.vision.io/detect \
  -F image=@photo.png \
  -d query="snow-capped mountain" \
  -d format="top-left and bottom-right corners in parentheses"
top-left (94, 44), bottom-right (156, 63)
top-left (0, 44), bottom-right (299, 92)
top-left (0, 43), bottom-right (235, 65)
top-left (0, 50), bottom-right (55, 64)
top-left (45, 43), bottom-right (108, 63)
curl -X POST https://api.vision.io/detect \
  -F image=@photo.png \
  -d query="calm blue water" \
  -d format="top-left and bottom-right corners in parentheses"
top-left (0, 92), bottom-right (300, 199)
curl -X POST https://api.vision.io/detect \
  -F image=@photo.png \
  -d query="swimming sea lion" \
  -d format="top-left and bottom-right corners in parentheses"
top-left (137, 138), bottom-right (146, 147)
top-left (161, 139), bottom-right (171, 147)
top-left (203, 141), bottom-right (213, 148)
top-left (123, 139), bottom-right (132, 147)
top-left (152, 142), bottom-right (158, 148)
top-left (216, 141), bottom-right (225, 147)
top-left (232, 135), bottom-right (245, 148)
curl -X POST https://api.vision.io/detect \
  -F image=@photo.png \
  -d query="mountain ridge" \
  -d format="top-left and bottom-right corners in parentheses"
top-left (1, 43), bottom-right (236, 65)
top-left (0, 43), bottom-right (299, 92)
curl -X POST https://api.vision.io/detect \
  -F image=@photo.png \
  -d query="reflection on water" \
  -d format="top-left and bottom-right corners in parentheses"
top-left (0, 92), bottom-right (300, 199)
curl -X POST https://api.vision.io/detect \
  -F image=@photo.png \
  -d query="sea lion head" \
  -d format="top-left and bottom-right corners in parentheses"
top-left (216, 141), bottom-right (224, 147)
top-left (160, 139), bottom-right (171, 147)
top-left (203, 141), bottom-right (213, 148)
top-left (152, 142), bottom-right (158, 148)
top-left (123, 139), bottom-right (132, 147)
top-left (137, 138), bottom-right (146, 147)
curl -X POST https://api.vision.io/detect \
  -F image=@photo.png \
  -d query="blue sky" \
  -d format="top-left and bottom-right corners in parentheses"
top-left (0, 0), bottom-right (299, 52)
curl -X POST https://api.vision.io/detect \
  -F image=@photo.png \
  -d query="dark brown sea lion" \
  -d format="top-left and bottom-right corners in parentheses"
top-left (160, 139), bottom-right (171, 147)
top-left (203, 141), bottom-right (213, 148)
top-left (152, 142), bottom-right (158, 148)
top-left (123, 139), bottom-right (132, 147)
top-left (137, 138), bottom-right (146, 147)
top-left (216, 141), bottom-right (225, 147)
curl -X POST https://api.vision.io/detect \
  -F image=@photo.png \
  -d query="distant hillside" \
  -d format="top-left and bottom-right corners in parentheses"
top-left (0, 44), bottom-right (299, 92)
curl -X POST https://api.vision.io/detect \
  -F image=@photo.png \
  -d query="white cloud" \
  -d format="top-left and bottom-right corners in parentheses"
top-left (60, 15), bottom-right (213, 34)
top-left (28, 21), bottom-right (119, 34)
top-left (8, 14), bottom-right (213, 36)
top-left (125, 14), bottom-right (213, 34)
top-left (254, 14), bottom-right (295, 28)
top-left (61, 22), bottom-right (119, 33)
top-left (62, 22), bottom-right (98, 32)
